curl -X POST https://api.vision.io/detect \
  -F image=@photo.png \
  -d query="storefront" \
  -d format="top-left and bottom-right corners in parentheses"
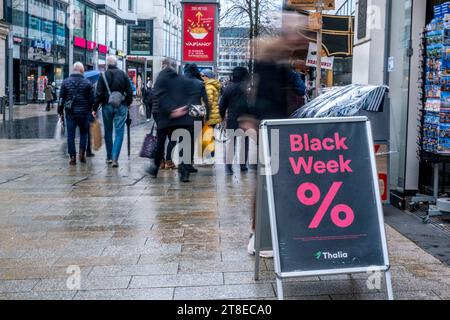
top-left (7, 0), bottom-right (69, 104)
top-left (384, 0), bottom-right (450, 208)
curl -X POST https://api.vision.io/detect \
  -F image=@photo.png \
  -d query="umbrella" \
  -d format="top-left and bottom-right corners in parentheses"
top-left (84, 70), bottom-right (101, 84)
top-left (126, 111), bottom-right (132, 158)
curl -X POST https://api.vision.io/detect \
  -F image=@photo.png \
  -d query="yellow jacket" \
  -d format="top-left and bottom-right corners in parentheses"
top-left (204, 79), bottom-right (222, 125)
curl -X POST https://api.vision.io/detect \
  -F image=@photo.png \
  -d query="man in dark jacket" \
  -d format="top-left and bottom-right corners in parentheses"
top-left (146, 58), bottom-right (193, 182)
top-left (183, 63), bottom-right (208, 172)
top-left (219, 67), bottom-right (250, 174)
top-left (58, 62), bottom-right (94, 165)
top-left (94, 56), bottom-right (133, 168)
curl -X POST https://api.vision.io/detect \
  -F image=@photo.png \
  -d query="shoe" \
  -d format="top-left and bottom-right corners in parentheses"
top-left (186, 164), bottom-right (198, 173)
top-left (86, 151), bottom-right (95, 158)
top-left (247, 233), bottom-right (274, 258)
top-left (240, 165), bottom-right (248, 172)
top-left (106, 159), bottom-right (113, 164)
top-left (165, 160), bottom-right (177, 170)
top-left (146, 163), bottom-right (158, 178)
top-left (159, 160), bottom-right (166, 170)
top-left (178, 165), bottom-right (191, 183)
top-left (146, 119), bottom-right (151, 122)
top-left (226, 165), bottom-right (233, 176)
top-left (247, 233), bottom-right (255, 256)
top-left (79, 152), bottom-right (86, 164)
top-left (69, 156), bottom-right (76, 166)
top-left (112, 161), bottom-right (119, 168)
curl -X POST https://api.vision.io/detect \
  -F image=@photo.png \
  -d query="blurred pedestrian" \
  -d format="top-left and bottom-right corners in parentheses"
top-left (94, 56), bottom-right (134, 168)
top-left (45, 82), bottom-right (55, 111)
top-left (58, 62), bottom-right (94, 165)
top-left (245, 11), bottom-right (310, 257)
top-left (201, 69), bottom-right (221, 160)
top-left (146, 58), bottom-right (194, 182)
top-left (143, 81), bottom-right (153, 122)
top-left (219, 67), bottom-right (250, 175)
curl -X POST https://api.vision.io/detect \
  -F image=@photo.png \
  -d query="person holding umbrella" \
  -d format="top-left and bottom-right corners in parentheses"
top-left (94, 56), bottom-right (133, 168)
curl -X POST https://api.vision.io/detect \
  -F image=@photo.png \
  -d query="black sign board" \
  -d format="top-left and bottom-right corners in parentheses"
top-left (255, 117), bottom-right (392, 299)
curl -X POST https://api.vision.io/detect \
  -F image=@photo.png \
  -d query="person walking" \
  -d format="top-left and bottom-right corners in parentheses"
top-left (146, 58), bottom-right (193, 182)
top-left (219, 67), bottom-right (250, 175)
top-left (143, 81), bottom-right (153, 122)
top-left (94, 56), bottom-right (134, 168)
top-left (200, 70), bottom-right (221, 160)
top-left (45, 82), bottom-right (54, 111)
top-left (58, 62), bottom-right (94, 165)
top-left (183, 63), bottom-right (208, 172)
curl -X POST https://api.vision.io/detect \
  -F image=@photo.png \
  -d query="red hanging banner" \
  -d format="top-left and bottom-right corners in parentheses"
top-left (183, 3), bottom-right (215, 62)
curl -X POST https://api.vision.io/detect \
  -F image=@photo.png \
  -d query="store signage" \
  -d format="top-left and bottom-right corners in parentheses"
top-left (98, 44), bottom-right (108, 54)
top-left (13, 37), bottom-right (22, 44)
top-left (183, 3), bottom-right (216, 63)
top-left (32, 40), bottom-right (52, 53)
top-left (74, 36), bottom-right (86, 49)
top-left (375, 144), bottom-right (389, 203)
top-left (288, 0), bottom-right (335, 10)
top-left (306, 42), bottom-right (334, 70)
top-left (255, 118), bottom-right (390, 283)
top-left (87, 41), bottom-right (96, 51)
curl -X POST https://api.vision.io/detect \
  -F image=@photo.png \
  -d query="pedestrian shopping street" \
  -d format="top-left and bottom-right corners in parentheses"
top-left (0, 119), bottom-right (449, 300)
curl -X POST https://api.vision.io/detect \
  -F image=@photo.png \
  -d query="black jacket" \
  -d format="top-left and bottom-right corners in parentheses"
top-left (58, 74), bottom-right (94, 116)
top-left (153, 67), bottom-right (193, 130)
top-left (94, 66), bottom-right (133, 111)
top-left (220, 81), bottom-right (249, 130)
top-left (143, 86), bottom-right (153, 111)
top-left (184, 74), bottom-right (209, 107)
top-left (249, 61), bottom-right (290, 120)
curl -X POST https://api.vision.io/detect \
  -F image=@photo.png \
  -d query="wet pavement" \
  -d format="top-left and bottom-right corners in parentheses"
top-left (0, 122), bottom-right (450, 300)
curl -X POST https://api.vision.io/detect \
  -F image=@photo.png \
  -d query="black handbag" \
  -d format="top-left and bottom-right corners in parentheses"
top-left (139, 122), bottom-right (158, 159)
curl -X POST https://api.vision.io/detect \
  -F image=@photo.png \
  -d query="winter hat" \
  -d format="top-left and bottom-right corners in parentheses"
top-left (201, 70), bottom-right (215, 79)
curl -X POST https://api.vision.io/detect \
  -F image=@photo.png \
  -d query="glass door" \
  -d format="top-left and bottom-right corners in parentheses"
top-left (388, 0), bottom-right (413, 195)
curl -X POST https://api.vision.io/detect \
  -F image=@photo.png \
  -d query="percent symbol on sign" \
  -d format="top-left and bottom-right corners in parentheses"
top-left (297, 182), bottom-right (355, 229)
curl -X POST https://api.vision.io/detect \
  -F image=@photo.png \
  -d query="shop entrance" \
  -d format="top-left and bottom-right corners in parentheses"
top-left (27, 63), bottom-right (53, 103)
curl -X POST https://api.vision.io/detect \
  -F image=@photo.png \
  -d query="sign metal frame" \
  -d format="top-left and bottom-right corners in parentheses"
top-left (255, 117), bottom-right (393, 300)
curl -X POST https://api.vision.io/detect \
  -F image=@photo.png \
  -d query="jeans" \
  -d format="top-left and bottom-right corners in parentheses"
top-left (102, 104), bottom-right (128, 161)
top-left (65, 114), bottom-right (89, 157)
top-left (155, 126), bottom-right (194, 168)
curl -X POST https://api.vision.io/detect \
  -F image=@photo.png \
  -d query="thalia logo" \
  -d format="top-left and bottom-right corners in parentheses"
top-left (315, 251), bottom-right (349, 260)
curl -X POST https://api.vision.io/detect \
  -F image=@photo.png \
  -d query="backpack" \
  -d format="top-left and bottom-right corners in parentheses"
top-left (101, 72), bottom-right (125, 108)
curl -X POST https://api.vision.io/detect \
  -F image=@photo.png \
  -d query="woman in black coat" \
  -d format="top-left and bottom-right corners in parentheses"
top-left (219, 67), bottom-right (250, 174)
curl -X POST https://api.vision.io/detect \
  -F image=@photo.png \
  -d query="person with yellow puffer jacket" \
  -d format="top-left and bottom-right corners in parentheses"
top-left (201, 70), bottom-right (222, 126)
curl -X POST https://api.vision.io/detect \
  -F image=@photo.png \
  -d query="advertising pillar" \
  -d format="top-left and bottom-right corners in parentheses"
top-left (181, 0), bottom-right (219, 71)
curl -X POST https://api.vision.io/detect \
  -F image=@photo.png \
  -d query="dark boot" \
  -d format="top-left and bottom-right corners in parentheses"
top-left (226, 165), bottom-right (233, 176)
top-left (185, 164), bottom-right (198, 173)
top-left (69, 156), bottom-right (76, 166)
top-left (178, 164), bottom-right (190, 183)
top-left (79, 152), bottom-right (86, 164)
top-left (240, 165), bottom-right (248, 172)
top-left (146, 163), bottom-right (159, 178)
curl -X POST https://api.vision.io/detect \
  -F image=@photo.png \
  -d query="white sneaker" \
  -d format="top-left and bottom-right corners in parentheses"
top-left (247, 234), bottom-right (274, 258)
top-left (247, 233), bottom-right (255, 256)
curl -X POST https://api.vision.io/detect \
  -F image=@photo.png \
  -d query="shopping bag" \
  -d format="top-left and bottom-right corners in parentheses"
top-left (90, 120), bottom-right (103, 151)
top-left (139, 122), bottom-right (157, 159)
top-left (54, 118), bottom-right (65, 141)
top-left (139, 104), bottom-right (146, 117)
top-left (202, 124), bottom-right (215, 158)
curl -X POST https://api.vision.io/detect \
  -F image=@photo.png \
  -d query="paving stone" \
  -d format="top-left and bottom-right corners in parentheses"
top-left (179, 260), bottom-right (264, 273)
top-left (34, 276), bottom-right (131, 291)
top-left (0, 279), bottom-right (39, 293)
top-left (129, 273), bottom-right (223, 289)
top-left (174, 284), bottom-right (275, 300)
top-left (53, 256), bottom-right (140, 268)
top-left (0, 266), bottom-right (91, 280)
top-left (89, 263), bottom-right (179, 277)
top-left (74, 288), bottom-right (174, 300)
top-left (102, 244), bottom-right (182, 256)
top-left (224, 272), bottom-right (319, 285)
top-left (0, 291), bottom-right (77, 300)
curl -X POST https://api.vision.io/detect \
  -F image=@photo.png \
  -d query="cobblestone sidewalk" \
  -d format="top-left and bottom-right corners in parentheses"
top-left (0, 124), bottom-right (449, 300)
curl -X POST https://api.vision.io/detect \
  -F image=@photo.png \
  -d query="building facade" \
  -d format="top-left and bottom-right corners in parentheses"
top-left (4, 0), bottom-right (136, 104)
top-left (131, 0), bottom-right (182, 84)
top-left (352, 0), bottom-right (450, 208)
top-left (217, 27), bottom-right (249, 81)
top-left (1, 0), bottom-right (9, 98)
